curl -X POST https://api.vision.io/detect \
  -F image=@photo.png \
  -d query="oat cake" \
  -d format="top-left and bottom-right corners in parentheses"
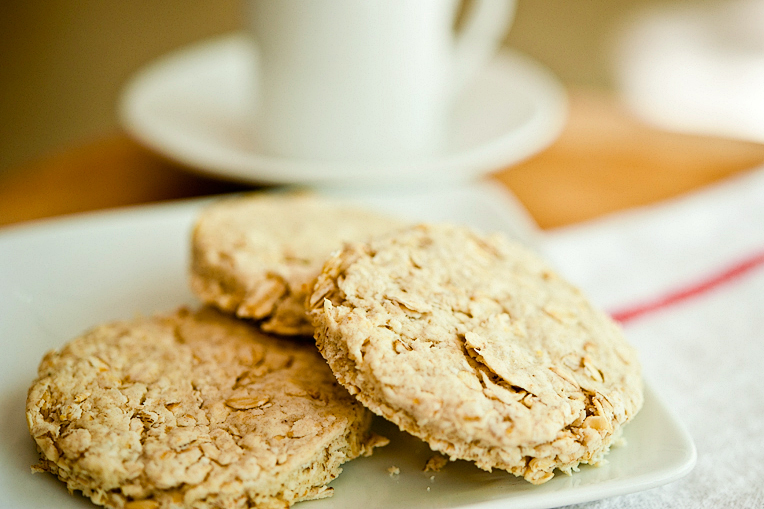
top-left (308, 223), bottom-right (643, 484)
top-left (190, 193), bottom-right (404, 336)
top-left (26, 307), bottom-right (383, 508)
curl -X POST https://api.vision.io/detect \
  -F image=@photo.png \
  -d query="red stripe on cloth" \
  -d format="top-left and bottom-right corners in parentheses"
top-left (610, 250), bottom-right (764, 324)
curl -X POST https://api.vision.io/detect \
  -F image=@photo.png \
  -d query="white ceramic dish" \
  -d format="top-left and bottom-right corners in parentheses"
top-left (0, 184), bottom-right (694, 509)
top-left (118, 33), bottom-right (567, 186)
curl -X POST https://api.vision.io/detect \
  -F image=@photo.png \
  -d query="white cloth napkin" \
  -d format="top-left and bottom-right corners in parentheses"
top-left (540, 165), bottom-right (764, 507)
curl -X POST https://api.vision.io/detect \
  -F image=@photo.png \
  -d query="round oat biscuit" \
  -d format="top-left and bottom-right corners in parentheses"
top-left (26, 307), bottom-right (383, 509)
top-left (308, 224), bottom-right (644, 484)
top-left (190, 193), bottom-right (405, 336)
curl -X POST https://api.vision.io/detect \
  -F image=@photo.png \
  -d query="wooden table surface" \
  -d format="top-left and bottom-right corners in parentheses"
top-left (2, 90), bottom-right (764, 230)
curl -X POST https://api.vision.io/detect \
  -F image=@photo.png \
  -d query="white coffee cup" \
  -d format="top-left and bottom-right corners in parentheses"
top-left (246, 0), bottom-right (516, 164)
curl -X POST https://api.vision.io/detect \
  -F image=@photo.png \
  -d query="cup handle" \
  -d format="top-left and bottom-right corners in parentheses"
top-left (451, 0), bottom-right (516, 97)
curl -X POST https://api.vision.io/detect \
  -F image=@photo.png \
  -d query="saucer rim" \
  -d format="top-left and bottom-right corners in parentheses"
top-left (118, 33), bottom-right (568, 186)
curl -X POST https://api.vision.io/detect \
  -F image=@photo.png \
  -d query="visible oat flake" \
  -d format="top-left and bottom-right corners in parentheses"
top-left (423, 454), bottom-right (448, 472)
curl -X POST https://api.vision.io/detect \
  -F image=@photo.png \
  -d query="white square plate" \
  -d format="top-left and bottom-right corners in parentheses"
top-left (0, 183), bottom-right (695, 509)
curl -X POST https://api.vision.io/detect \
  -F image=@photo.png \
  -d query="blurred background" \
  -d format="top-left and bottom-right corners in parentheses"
top-left (0, 0), bottom-right (731, 178)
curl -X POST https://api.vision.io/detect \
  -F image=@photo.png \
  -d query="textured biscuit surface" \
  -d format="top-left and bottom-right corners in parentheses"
top-left (309, 224), bottom-right (643, 484)
top-left (26, 307), bottom-right (380, 509)
top-left (190, 193), bottom-right (404, 336)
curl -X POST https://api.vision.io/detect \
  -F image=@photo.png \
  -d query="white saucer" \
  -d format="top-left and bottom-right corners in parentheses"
top-left (118, 33), bottom-right (567, 186)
